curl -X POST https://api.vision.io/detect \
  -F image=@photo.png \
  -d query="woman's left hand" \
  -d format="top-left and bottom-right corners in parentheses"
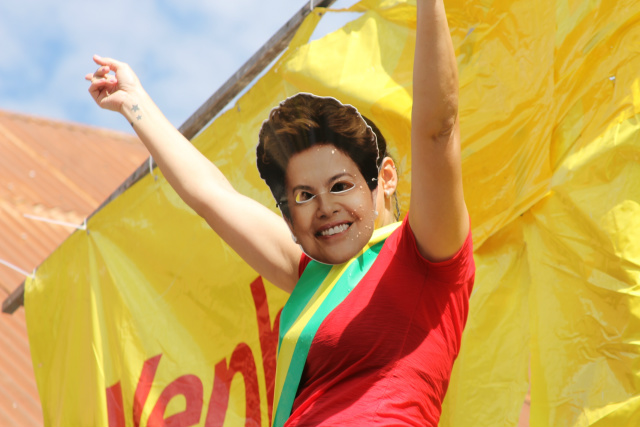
top-left (85, 54), bottom-right (143, 114)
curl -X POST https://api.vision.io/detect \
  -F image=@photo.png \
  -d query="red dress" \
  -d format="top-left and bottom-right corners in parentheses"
top-left (286, 217), bottom-right (475, 426)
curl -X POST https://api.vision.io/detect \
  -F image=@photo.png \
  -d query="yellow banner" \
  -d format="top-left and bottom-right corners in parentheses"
top-left (25, 1), bottom-right (640, 426)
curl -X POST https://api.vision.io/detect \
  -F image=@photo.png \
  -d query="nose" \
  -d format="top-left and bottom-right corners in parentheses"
top-left (314, 192), bottom-right (339, 218)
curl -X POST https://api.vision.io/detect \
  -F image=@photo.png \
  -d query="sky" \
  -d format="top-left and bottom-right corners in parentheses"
top-left (0, 0), bottom-right (358, 134)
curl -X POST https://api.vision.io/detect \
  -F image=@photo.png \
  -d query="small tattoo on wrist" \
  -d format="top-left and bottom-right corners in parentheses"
top-left (131, 104), bottom-right (140, 112)
top-left (136, 115), bottom-right (142, 121)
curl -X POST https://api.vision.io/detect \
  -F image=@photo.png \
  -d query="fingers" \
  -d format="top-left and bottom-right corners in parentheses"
top-left (94, 65), bottom-right (110, 78)
top-left (86, 60), bottom-right (119, 107)
top-left (87, 78), bottom-right (109, 100)
top-left (93, 54), bottom-right (125, 72)
top-left (86, 54), bottom-right (140, 112)
top-left (85, 55), bottom-right (119, 82)
top-left (85, 75), bottom-right (117, 98)
top-left (88, 54), bottom-right (133, 84)
top-left (85, 69), bottom-right (109, 81)
top-left (87, 77), bottom-right (114, 92)
top-left (85, 57), bottom-right (117, 85)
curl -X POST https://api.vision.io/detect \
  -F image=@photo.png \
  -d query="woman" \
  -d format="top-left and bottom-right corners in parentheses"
top-left (86, 1), bottom-right (473, 426)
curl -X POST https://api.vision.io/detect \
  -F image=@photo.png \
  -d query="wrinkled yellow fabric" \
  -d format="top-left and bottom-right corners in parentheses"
top-left (25, 1), bottom-right (640, 426)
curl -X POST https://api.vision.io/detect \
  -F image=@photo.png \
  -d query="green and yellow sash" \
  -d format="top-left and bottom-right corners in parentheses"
top-left (272, 221), bottom-right (401, 427)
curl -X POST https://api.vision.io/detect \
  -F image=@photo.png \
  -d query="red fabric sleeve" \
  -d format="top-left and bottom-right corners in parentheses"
top-left (403, 214), bottom-right (475, 286)
top-left (298, 252), bottom-right (313, 278)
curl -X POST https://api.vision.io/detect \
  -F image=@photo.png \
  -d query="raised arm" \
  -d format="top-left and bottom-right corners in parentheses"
top-left (86, 55), bottom-right (302, 292)
top-left (409, 1), bottom-right (469, 261)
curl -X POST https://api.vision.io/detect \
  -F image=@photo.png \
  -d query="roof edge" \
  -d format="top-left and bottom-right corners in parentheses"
top-left (0, 108), bottom-right (138, 142)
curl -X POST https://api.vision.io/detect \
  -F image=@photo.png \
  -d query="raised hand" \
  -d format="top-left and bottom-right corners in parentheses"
top-left (85, 55), bottom-right (142, 113)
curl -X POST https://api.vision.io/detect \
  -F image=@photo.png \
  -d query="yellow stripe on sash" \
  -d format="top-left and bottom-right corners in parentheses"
top-left (272, 265), bottom-right (342, 414)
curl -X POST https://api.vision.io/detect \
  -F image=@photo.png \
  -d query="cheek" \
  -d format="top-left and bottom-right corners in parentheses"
top-left (349, 191), bottom-right (376, 218)
top-left (288, 209), bottom-right (307, 232)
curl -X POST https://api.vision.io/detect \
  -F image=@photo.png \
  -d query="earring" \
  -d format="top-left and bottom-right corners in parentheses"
top-left (385, 190), bottom-right (391, 198)
top-left (374, 210), bottom-right (379, 217)
top-left (291, 233), bottom-right (298, 243)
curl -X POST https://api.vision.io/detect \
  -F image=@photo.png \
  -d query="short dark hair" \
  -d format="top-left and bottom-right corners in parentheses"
top-left (256, 93), bottom-right (388, 217)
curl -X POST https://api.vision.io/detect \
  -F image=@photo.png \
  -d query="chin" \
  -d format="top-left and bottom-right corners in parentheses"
top-left (302, 235), bottom-right (373, 266)
top-left (312, 252), bottom-right (353, 266)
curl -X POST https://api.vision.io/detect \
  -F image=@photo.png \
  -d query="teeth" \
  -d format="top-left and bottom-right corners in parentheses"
top-left (320, 223), bottom-right (349, 236)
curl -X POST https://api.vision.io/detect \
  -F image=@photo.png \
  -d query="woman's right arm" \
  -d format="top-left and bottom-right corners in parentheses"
top-left (86, 55), bottom-right (302, 293)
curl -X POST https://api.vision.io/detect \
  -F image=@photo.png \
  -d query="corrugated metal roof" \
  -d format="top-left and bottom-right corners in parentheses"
top-left (0, 109), bottom-right (149, 426)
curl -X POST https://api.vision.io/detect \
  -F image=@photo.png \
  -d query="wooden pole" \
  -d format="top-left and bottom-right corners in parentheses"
top-left (179, 0), bottom-right (338, 139)
top-left (2, 0), bottom-right (338, 314)
top-left (2, 283), bottom-right (24, 314)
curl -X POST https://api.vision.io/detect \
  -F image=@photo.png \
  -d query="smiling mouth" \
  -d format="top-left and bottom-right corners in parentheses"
top-left (317, 223), bottom-right (351, 237)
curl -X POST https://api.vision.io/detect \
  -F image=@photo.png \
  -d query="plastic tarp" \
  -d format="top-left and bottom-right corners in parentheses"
top-left (25, 0), bottom-right (640, 426)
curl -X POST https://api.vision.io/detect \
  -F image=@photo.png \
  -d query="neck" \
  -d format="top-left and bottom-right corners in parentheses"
top-left (375, 208), bottom-right (397, 229)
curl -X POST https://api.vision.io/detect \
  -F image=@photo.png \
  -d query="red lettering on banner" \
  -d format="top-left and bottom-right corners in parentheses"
top-left (250, 277), bottom-right (281, 426)
top-left (106, 382), bottom-right (125, 427)
top-left (104, 276), bottom-right (283, 427)
top-left (133, 354), bottom-right (162, 427)
top-left (205, 343), bottom-right (260, 427)
top-left (148, 374), bottom-right (203, 427)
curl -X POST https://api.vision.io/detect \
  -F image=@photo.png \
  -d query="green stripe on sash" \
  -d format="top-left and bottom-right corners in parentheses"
top-left (277, 261), bottom-right (332, 353)
top-left (272, 222), bottom-right (401, 427)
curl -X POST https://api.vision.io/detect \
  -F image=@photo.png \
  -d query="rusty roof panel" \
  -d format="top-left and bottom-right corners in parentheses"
top-left (0, 111), bottom-right (147, 214)
top-left (0, 308), bottom-right (43, 427)
top-left (0, 109), bottom-right (149, 426)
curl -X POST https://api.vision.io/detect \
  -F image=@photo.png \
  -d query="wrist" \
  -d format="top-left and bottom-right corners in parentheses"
top-left (119, 88), bottom-right (150, 122)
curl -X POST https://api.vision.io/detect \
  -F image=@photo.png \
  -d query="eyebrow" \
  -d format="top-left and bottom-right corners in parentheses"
top-left (291, 172), bottom-right (353, 193)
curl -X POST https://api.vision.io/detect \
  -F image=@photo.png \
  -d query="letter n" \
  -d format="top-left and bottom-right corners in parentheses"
top-left (147, 374), bottom-right (204, 427)
top-left (250, 276), bottom-right (281, 426)
top-left (205, 343), bottom-right (261, 427)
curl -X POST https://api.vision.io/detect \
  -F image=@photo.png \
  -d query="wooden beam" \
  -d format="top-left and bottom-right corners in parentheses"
top-left (2, 0), bottom-right (338, 314)
top-left (179, 0), bottom-right (338, 139)
top-left (2, 282), bottom-right (23, 314)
